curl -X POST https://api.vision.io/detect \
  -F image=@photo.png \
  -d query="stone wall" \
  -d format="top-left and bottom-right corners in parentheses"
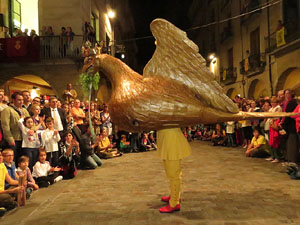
top-left (0, 60), bottom-right (83, 100)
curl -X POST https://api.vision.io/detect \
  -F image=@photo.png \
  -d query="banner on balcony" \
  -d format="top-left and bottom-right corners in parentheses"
top-left (6, 37), bottom-right (27, 57)
top-left (276, 27), bottom-right (286, 48)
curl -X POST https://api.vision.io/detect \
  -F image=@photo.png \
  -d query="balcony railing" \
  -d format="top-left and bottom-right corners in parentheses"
top-left (265, 24), bottom-right (300, 53)
top-left (40, 35), bottom-right (84, 59)
top-left (220, 67), bottom-right (237, 85)
top-left (240, 53), bottom-right (266, 76)
top-left (240, 0), bottom-right (261, 24)
top-left (220, 26), bottom-right (233, 43)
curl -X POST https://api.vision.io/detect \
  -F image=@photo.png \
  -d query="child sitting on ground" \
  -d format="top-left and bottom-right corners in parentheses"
top-left (245, 128), bottom-right (269, 158)
top-left (148, 132), bottom-right (157, 149)
top-left (202, 127), bottom-right (212, 141)
top-left (32, 150), bottom-right (62, 188)
top-left (16, 156), bottom-right (39, 198)
top-left (119, 134), bottom-right (132, 153)
top-left (140, 132), bottom-right (153, 151)
top-left (97, 129), bottom-right (122, 159)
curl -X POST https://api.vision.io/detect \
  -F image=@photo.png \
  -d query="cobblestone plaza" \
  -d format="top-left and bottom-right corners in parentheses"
top-left (2, 141), bottom-right (300, 225)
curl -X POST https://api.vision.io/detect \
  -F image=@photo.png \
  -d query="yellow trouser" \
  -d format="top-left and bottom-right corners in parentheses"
top-left (163, 159), bottom-right (182, 207)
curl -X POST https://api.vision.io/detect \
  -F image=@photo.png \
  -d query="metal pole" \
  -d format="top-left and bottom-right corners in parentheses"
top-left (267, 0), bottom-right (274, 95)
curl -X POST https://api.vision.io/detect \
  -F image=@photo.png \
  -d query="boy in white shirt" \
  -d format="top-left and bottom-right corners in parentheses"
top-left (41, 117), bottom-right (61, 167)
top-left (32, 150), bottom-right (62, 188)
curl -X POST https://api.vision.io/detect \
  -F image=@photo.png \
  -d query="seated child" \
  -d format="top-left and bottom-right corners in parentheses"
top-left (140, 132), bottom-right (153, 151)
top-left (211, 124), bottom-right (227, 146)
top-left (0, 151), bottom-right (21, 215)
top-left (97, 129), bottom-right (122, 159)
top-left (193, 128), bottom-right (202, 140)
top-left (16, 156), bottom-right (39, 198)
top-left (119, 134), bottom-right (132, 153)
top-left (3, 149), bottom-right (18, 190)
top-left (32, 150), bottom-right (62, 188)
top-left (202, 127), bottom-right (212, 141)
top-left (245, 128), bottom-right (270, 158)
top-left (108, 135), bottom-right (117, 148)
top-left (148, 132), bottom-right (157, 149)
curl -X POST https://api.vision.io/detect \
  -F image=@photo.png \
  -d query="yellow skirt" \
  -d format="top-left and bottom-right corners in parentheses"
top-left (157, 128), bottom-right (191, 160)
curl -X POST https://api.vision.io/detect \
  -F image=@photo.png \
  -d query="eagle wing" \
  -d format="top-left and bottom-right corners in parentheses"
top-left (143, 18), bottom-right (239, 113)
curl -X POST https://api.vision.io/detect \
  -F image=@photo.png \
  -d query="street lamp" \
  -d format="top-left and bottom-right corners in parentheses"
top-left (108, 10), bottom-right (115, 19)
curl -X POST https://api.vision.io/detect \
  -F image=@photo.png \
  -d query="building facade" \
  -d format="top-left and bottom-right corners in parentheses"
top-left (188, 0), bottom-right (300, 99)
top-left (0, 0), bottom-right (137, 103)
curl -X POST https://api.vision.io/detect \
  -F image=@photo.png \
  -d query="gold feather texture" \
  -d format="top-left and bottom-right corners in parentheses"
top-left (87, 19), bottom-right (296, 132)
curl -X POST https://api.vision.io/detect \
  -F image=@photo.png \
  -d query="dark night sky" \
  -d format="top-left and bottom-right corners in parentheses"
top-left (128, 0), bottom-right (193, 73)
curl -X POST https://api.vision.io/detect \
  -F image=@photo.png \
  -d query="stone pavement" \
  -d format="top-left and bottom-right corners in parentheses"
top-left (2, 141), bottom-right (300, 225)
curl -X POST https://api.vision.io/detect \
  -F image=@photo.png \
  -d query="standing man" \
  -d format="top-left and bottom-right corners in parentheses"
top-left (63, 83), bottom-right (77, 103)
top-left (1, 92), bottom-right (30, 161)
top-left (41, 96), bottom-right (67, 136)
top-left (22, 91), bottom-right (32, 110)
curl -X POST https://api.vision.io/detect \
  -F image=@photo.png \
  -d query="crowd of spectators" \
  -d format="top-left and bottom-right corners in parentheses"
top-left (183, 89), bottom-right (300, 165)
top-left (1, 81), bottom-right (299, 216)
top-left (0, 83), bottom-right (157, 216)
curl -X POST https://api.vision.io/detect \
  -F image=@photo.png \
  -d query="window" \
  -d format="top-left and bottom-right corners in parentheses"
top-left (250, 27), bottom-right (260, 56)
top-left (11, 0), bottom-right (21, 28)
top-left (91, 12), bottom-right (99, 42)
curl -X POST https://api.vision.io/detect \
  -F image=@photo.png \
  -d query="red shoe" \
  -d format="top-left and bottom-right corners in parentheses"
top-left (159, 204), bottom-right (180, 213)
top-left (161, 196), bottom-right (181, 203)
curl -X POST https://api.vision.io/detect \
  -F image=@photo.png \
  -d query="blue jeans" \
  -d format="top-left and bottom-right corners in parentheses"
top-left (83, 153), bottom-right (102, 169)
top-left (22, 148), bottom-right (39, 171)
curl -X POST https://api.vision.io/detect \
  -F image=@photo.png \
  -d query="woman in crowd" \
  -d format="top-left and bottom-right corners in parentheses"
top-left (100, 105), bottom-right (112, 136)
top-left (85, 102), bottom-right (101, 122)
top-left (31, 104), bottom-right (46, 142)
top-left (62, 103), bottom-right (74, 131)
top-left (279, 89), bottom-right (299, 164)
top-left (59, 132), bottom-right (80, 178)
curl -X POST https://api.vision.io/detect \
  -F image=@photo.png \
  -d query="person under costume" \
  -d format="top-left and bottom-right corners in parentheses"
top-left (83, 18), bottom-right (295, 214)
top-left (157, 128), bottom-right (191, 213)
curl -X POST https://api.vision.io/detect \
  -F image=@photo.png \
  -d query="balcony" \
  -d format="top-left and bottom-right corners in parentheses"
top-left (240, 53), bottom-right (266, 76)
top-left (220, 26), bottom-right (233, 43)
top-left (265, 25), bottom-right (300, 55)
top-left (0, 35), bottom-right (103, 64)
top-left (240, 0), bottom-right (261, 25)
top-left (220, 67), bottom-right (237, 85)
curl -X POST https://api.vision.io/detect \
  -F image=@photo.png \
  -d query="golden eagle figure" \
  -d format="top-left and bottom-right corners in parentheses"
top-left (85, 19), bottom-right (294, 132)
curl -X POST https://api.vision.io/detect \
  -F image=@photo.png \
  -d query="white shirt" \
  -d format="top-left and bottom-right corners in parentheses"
top-left (226, 121), bottom-right (235, 134)
top-left (32, 161), bottom-right (51, 177)
top-left (41, 128), bottom-right (61, 153)
top-left (18, 118), bottom-right (40, 148)
top-left (50, 107), bottom-right (64, 131)
top-left (265, 105), bottom-right (282, 130)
